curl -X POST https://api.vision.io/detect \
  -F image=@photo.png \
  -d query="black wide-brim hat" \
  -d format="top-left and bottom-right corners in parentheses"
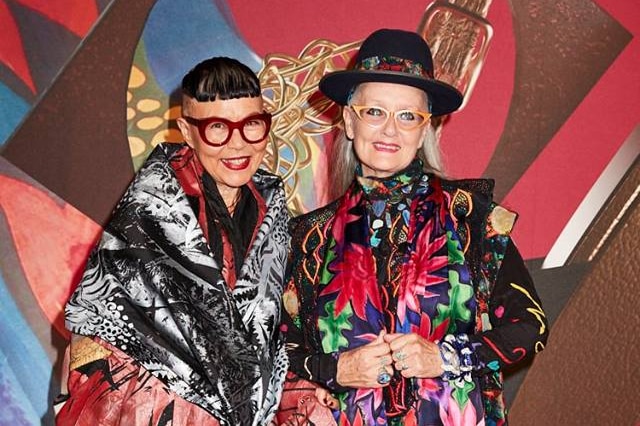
top-left (319, 28), bottom-right (463, 116)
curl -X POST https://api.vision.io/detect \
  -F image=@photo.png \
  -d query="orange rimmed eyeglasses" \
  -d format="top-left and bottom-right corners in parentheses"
top-left (350, 105), bottom-right (431, 131)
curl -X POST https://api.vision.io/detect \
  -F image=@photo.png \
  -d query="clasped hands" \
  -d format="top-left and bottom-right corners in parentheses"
top-left (314, 331), bottom-right (444, 409)
top-left (336, 330), bottom-right (444, 389)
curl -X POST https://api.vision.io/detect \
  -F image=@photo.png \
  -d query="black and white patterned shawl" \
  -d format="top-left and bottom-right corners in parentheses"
top-left (65, 143), bottom-right (290, 425)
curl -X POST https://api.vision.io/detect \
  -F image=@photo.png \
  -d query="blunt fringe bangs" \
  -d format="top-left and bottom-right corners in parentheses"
top-left (181, 57), bottom-right (261, 101)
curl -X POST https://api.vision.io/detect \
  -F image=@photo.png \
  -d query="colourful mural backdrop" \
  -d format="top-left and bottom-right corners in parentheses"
top-left (0, 0), bottom-right (638, 424)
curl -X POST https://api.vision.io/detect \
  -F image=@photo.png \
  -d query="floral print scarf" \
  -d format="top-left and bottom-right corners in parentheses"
top-left (316, 161), bottom-right (484, 424)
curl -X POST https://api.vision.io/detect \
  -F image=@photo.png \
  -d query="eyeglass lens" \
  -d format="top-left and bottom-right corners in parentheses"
top-left (204, 116), bottom-right (269, 145)
top-left (353, 106), bottom-right (428, 130)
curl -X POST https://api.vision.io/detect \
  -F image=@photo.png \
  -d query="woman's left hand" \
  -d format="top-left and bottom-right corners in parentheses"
top-left (383, 333), bottom-right (444, 378)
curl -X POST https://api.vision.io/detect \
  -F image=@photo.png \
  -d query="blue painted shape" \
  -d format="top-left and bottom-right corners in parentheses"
top-left (142, 0), bottom-right (261, 96)
top-left (0, 274), bottom-right (53, 422)
top-left (0, 354), bottom-right (40, 425)
top-left (0, 83), bottom-right (29, 147)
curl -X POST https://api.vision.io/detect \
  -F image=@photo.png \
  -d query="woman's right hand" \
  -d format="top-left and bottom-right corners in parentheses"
top-left (335, 331), bottom-right (393, 388)
top-left (315, 387), bottom-right (339, 409)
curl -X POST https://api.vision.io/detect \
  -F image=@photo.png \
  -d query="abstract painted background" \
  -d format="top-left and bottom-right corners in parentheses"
top-left (0, 0), bottom-right (638, 424)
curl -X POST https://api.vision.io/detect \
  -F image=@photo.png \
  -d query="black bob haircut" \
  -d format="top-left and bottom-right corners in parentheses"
top-left (181, 57), bottom-right (261, 102)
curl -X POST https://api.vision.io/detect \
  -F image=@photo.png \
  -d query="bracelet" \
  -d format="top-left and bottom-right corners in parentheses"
top-left (438, 334), bottom-right (477, 384)
top-left (439, 340), bottom-right (461, 378)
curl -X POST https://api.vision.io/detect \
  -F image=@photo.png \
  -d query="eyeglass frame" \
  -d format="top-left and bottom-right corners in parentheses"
top-left (349, 105), bottom-right (432, 130)
top-left (182, 112), bottom-right (272, 147)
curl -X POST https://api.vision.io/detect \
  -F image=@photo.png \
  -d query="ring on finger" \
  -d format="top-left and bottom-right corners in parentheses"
top-left (376, 367), bottom-right (392, 385)
top-left (394, 351), bottom-right (407, 361)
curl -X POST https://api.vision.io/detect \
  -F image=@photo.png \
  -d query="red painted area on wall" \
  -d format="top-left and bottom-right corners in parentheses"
top-left (226, 0), bottom-right (430, 57)
top-left (0, 176), bottom-right (102, 338)
top-left (0, 0), bottom-right (36, 92)
top-left (439, 3), bottom-right (515, 180)
top-left (14, 0), bottom-right (98, 36)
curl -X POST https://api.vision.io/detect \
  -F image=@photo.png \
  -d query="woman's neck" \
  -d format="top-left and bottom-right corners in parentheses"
top-left (218, 186), bottom-right (241, 214)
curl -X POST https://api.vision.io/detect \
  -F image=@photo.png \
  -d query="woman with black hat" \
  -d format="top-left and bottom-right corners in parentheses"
top-left (277, 28), bottom-right (548, 425)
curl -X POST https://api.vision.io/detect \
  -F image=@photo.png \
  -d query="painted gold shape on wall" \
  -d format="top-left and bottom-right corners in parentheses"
top-left (259, 39), bottom-right (360, 213)
top-left (419, 0), bottom-right (493, 108)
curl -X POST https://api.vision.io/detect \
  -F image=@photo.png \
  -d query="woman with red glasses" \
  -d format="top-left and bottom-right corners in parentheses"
top-left (277, 29), bottom-right (548, 425)
top-left (57, 57), bottom-right (289, 426)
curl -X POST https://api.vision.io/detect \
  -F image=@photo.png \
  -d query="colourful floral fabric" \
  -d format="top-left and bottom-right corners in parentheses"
top-left (281, 163), bottom-right (548, 425)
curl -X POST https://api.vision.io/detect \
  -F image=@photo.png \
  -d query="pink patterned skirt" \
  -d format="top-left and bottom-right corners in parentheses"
top-left (55, 337), bottom-right (220, 426)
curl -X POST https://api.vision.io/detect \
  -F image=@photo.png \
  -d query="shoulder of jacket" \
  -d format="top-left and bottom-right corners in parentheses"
top-left (438, 176), bottom-right (517, 236)
top-left (291, 198), bottom-right (340, 229)
top-left (439, 176), bottom-right (495, 198)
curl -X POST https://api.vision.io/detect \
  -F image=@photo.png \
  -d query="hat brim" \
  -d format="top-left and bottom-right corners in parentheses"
top-left (319, 70), bottom-right (463, 116)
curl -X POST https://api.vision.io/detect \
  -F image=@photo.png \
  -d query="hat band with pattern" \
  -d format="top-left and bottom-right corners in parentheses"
top-left (356, 55), bottom-right (434, 79)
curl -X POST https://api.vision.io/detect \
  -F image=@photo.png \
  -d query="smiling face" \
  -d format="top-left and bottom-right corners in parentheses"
top-left (177, 95), bottom-right (267, 200)
top-left (343, 82), bottom-right (429, 178)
